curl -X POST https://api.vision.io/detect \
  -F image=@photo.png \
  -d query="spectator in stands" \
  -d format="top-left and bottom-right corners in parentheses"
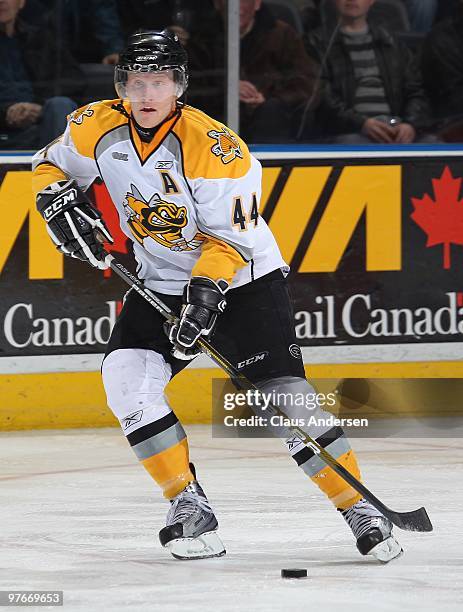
top-left (402, 1), bottom-right (438, 33)
top-left (23, 0), bottom-right (124, 64)
top-left (188, 0), bottom-right (318, 143)
top-left (117, 1), bottom-right (212, 47)
top-left (435, 0), bottom-right (461, 23)
top-left (306, 0), bottom-right (433, 143)
top-left (0, 0), bottom-right (85, 149)
top-left (301, 1), bottom-right (321, 32)
top-left (401, 0), bottom-right (461, 32)
top-left (422, 0), bottom-right (463, 140)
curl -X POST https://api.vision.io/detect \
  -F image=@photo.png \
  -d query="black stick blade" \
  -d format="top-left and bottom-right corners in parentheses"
top-left (388, 507), bottom-right (433, 532)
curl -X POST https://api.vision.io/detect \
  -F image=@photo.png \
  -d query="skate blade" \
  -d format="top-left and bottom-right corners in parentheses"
top-left (165, 530), bottom-right (226, 560)
top-left (368, 536), bottom-right (403, 563)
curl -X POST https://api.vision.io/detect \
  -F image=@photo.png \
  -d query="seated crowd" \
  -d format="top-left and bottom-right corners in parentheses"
top-left (0, 0), bottom-right (462, 148)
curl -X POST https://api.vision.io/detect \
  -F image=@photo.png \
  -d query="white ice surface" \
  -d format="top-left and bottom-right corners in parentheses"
top-left (0, 425), bottom-right (461, 612)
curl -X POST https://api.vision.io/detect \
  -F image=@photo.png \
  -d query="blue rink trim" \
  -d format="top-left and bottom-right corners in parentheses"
top-left (250, 143), bottom-right (463, 154)
top-left (1, 144), bottom-right (463, 165)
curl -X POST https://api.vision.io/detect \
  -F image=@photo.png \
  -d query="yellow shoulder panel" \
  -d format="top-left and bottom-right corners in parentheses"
top-left (191, 236), bottom-right (247, 284)
top-left (68, 99), bottom-right (129, 159)
top-left (32, 162), bottom-right (68, 197)
top-left (172, 105), bottom-right (251, 180)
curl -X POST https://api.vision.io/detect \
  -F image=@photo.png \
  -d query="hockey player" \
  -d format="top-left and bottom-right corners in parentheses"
top-left (32, 30), bottom-right (402, 562)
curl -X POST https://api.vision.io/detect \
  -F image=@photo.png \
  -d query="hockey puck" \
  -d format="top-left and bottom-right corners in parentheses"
top-left (281, 568), bottom-right (307, 579)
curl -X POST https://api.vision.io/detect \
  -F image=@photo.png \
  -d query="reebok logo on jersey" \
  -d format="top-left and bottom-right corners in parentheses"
top-left (123, 410), bottom-right (143, 430)
top-left (112, 151), bottom-right (129, 161)
top-left (208, 128), bottom-right (243, 164)
top-left (155, 161), bottom-right (173, 169)
top-left (237, 351), bottom-right (268, 369)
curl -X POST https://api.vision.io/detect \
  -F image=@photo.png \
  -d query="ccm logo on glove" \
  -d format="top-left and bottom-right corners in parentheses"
top-left (37, 179), bottom-right (113, 271)
top-left (42, 188), bottom-right (78, 220)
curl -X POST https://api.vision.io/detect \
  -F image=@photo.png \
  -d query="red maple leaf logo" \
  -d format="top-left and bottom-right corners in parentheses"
top-left (92, 182), bottom-right (129, 278)
top-left (411, 166), bottom-right (463, 269)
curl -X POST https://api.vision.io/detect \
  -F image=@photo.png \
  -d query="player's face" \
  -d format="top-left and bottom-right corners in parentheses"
top-left (335, 0), bottom-right (375, 19)
top-left (0, 0), bottom-right (25, 24)
top-left (126, 71), bottom-right (177, 128)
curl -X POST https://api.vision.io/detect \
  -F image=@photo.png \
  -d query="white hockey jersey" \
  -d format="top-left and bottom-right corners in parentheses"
top-left (32, 100), bottom-right (286, 294)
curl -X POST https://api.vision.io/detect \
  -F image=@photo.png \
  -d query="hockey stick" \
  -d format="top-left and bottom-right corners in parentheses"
top-left (105, 254), bottom-right (432, 533)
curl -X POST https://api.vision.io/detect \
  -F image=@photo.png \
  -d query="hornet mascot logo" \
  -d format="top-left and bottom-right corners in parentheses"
top-left (208, 128), bottom-right (243, 164)
top-left (69, 104), bottom-right (95, 125)
top-left (123, 185), bottom-right (204, 251)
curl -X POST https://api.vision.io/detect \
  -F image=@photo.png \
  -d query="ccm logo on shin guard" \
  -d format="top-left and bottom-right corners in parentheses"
top-left (237, 351), bottom-right (268, 369)
top-left (289, 344), bottom-right (302, 359)
top-left (123, 410), bottom-right (143, 430)
top-left (43, 188), bottom-right (78, 220)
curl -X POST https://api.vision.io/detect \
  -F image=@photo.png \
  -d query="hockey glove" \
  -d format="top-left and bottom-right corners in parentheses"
top-left (166, 276), bottom-right (228, 360)
top-left (37, 179), bottom-right (113, 270)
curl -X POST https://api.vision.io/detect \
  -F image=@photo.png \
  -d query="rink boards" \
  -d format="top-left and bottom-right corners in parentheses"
top-left (1, 147), bottom-right (462, 429)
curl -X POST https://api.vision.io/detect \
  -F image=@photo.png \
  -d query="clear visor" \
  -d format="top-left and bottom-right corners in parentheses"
top-left (114, 67), bottom-right (187, 103)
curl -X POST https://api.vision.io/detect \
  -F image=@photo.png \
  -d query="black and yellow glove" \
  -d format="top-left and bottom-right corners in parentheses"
top-left (166, 276), bottom-right (228, 360)
top-left (37, 179), bottom-right (113, 270)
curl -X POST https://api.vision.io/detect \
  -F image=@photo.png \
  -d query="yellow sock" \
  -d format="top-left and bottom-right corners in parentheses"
top-left (141, 438), bottom-right (195, 499)
top-left (310, 449), bottom-right (363, 510)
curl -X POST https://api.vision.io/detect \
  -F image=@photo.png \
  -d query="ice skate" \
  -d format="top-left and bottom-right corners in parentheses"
top-left (159, 481), bottom-right (226, 560)
top-left (340, 499), bottom-right (403, 563)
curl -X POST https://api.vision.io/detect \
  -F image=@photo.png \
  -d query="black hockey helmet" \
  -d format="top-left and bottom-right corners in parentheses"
top-left (115, 29), bottom-right (189, 100)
